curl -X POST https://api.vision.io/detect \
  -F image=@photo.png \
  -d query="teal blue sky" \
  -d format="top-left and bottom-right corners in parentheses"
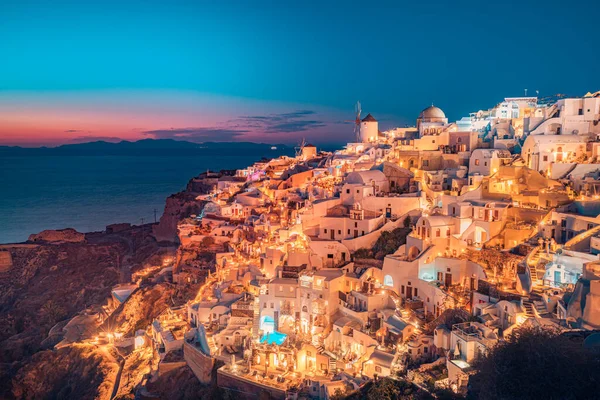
top-left (1, 0), bottom-right (599, 145)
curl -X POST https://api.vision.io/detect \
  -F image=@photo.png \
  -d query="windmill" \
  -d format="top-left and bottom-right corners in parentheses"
top-left (353, 101), bottom-right (362, 142)
top-left (345, 101), bottom-right (361, 142)
top-left (295, 138), bottom-right (307, 158)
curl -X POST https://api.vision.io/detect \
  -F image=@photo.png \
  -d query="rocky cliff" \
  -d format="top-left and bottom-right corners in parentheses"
top-left (0, 251), bottom-right (12, 273)
top-left (1, 175), bottom-right (214, 398)
top-left (145, 364), bottom-right (227, 400)
top-left (11, 344), bottom-right (119, 399)
top-left (28, 228), bottom-right (85, 243)
top-left (0, 226), bottom-right (162, 398)
top-left (152, 191), bottom-right (206, 244)
top-left (0, 243), bottom-right (120, 363)
top-left (102, 282), bottom-right (193, 337)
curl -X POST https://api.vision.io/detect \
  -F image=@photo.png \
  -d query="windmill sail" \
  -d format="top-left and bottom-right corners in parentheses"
top-left (355, 101), bottom-right (361, 142)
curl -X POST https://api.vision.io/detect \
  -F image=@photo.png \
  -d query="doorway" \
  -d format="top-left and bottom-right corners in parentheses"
top-left (445, 273), bottom-right (453, 287)
top-left (554, 270), bottom-right (561, 285)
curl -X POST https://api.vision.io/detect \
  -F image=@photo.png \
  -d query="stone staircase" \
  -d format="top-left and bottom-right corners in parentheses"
top-left (559, 163), bottom-right (579, 179)
top-left (328, 357), bottom-right (337, 373)
top-left (522, 300), bottom-right (536, 318)
top-left (533, 300), bottom-right (553, 318)
top-left (207, 335), bottom-right (219, 356)
top-left (388, 290), bottom-right (403, 309)
top-left (528, 250), bottom-right (550, 286)
top-left (528, 103), bottom-right (559, 133)
top-left (252, 298), bottom-right (260, 335)
top-left (547, 103), bottom-right (559, 119)
top-left (564, 223), bottom-right (600, 252)
top-left (313, 332), bottom-right (325, 348)
top-left (524, 244), bottom-right (552, 287)
top-left (424, 308), bottom-right (469, 333)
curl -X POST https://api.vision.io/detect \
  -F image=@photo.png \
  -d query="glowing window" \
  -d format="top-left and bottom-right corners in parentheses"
top-left (384, 275), bottom-right (394, 287)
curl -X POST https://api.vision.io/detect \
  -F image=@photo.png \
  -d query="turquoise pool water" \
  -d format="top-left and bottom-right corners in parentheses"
top-left (260, 331), bottom-right (288, 345)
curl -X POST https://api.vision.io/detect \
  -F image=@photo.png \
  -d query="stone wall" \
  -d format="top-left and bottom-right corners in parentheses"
top-left (342, 209), bottom-right (420, 252)
top-left (217, 369), bottom-right (286, 400)
top-left (183, 341), bottom-right (216, 384)
top-left (158, 361), bottom-right (187, 377)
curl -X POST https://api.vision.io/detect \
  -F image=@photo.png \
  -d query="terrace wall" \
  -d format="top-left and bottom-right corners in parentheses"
top-left (217, 369), bottom-right (287, 400)
top-left (183, 341), bottom-right (216, 384)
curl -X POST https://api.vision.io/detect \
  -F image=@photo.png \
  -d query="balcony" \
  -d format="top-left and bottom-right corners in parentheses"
top-left (339, 300), bottom-right (367, 313)
top-left (452, 322), bottom-right (488, 346)
top-left (232, 301), bottom-right (253, 311)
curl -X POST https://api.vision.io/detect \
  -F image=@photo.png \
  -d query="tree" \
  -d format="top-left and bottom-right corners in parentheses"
top-left (366, 378), bottom-right (431, 400)
top-left (403, 216), bottom-right (411, 228)
top-left (372, 227), bottom-right (411, 259)
top-left (344, 378), bottom-right (433, 400)
top-left (331, 387), bottom-right (347, 400)
top-left (434, 388), bottom-right (465, 400)
top-left (353, 248), bottom-right (373, 259)
top-left (201, 236), bottom-right (215, 248)
top-left (468, 327), bottom-right (600, 400)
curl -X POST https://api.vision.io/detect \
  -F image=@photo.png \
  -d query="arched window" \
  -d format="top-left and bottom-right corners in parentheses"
top-left (436, 229), bottom-right (441, 237)
top-left (384, 275), bottom-right (394, 287)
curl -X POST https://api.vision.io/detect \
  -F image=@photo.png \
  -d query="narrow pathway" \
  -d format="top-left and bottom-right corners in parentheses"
top-left (110, 347), bottom-right (126, 400)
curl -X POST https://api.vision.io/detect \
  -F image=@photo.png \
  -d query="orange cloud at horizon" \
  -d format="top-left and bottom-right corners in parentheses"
top-left (0, 101), bottom-right (224, 146)
top-left (0, 90), bottom-right (355, 147)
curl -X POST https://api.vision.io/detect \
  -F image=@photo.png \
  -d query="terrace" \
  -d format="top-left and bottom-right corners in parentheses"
top-left (451, 322), bottom-right (496, 348)
top-left (218, 362), bottom-right (298, 395)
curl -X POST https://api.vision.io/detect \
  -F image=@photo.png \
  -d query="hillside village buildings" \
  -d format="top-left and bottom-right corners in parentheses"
top-left (110, 92), bottom-right (600, 398)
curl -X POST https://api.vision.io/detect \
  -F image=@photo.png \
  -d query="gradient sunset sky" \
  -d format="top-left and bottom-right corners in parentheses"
top-left (1, 0), bottom-right (599, 146)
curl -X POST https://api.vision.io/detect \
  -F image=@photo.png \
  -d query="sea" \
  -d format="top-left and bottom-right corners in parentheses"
top-left (0, 149), bottom-right (290, 244)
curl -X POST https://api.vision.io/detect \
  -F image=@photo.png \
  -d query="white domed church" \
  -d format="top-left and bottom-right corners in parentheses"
top-left (417, 105), bottom-right (449, 136)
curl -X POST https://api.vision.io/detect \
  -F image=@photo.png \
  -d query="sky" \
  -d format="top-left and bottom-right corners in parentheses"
top-left (1, 0), bottom-right (599, 146)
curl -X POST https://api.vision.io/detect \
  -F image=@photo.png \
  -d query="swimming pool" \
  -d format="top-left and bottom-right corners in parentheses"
top-left (260, 331), bottom-right (288, 346)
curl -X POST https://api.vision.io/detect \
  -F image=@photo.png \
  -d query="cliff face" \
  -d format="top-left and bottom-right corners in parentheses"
top-left (11, 344), bottom-right (119, 400)
top-left (1, 174), bottom-right (216, 398)
top-left (0, 226), bottom-right (161, 398)
top-left (152, 192), bottom-right (206, 243)
top-left (152, 172), bottom-right (220, 244)
top-left (0, 251), bottom-right (12, 273)
top-left (103, 283), bottom-right (180, 336)
top-left (0, 243), bottom-right (121, 362)
top-left (145, 364), bottom-right (224, 400)
top-left (187, 177), bottom-right (218, 194)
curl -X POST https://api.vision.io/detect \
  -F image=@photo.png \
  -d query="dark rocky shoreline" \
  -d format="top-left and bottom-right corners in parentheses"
top-left (0, 170), bottom-right (216, 399)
